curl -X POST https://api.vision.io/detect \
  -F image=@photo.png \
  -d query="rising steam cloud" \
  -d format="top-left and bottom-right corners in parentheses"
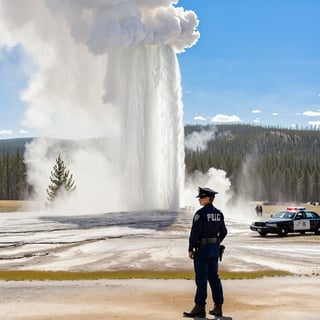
top-left (0, 0), bottom-right (199, 213)
top-left (185, 126), bottom-right (217, 151)
top-left (45, 0), bottom-right (199, 54)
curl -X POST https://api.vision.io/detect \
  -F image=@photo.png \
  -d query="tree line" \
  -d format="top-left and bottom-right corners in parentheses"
top-left (0, 149), bottom-right (77, 201)
top-left (1, 124), bottom-right (320, 203)
top-left (185, 124), bottom-right (320, 203)
top-left (0, 150), bottom-right (28, 200)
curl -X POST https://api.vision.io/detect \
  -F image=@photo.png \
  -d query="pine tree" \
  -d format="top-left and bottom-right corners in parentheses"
top-left (46, 154), bottom-right (76, 202)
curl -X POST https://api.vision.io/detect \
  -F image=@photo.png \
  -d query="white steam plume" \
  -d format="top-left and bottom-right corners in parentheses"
top-left (0, 0), bottom-right (199, 213)
top-left (45, 0), bottom-right (199, 54)
top-left (185, 126), bottom-right (217, 151)
top-left (182, 166), bottom-right (257, 222)
top-left (182, 168), bottom-right (232, 212)
top-left (183, 126), bottom-right (257, 221)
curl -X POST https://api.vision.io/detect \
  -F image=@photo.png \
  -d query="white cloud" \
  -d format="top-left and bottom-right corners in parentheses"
top-left (194, 115), bottom-right (206, 121)
top-left (19, 129), bottom-right (29, 134)
top-left (44, 0), bottom-right (200, 55)
top-left (211, 114), bottom-right (241, 123)
top-left (0, 129), bottom-right (13, 135)
top-left (272, 112), bottom-right (278, 116)
top-left (303, 110), bottom-right (320, 117)
top-left (253, 118), bottom-right (260, 123)
top-left (308, 121), bottom-right (320, 127)
top-left (252, 109), bottom-right (261, 114)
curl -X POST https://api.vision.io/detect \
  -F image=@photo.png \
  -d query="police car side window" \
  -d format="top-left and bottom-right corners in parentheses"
top-left (305, 212), bottom-right (315, 219)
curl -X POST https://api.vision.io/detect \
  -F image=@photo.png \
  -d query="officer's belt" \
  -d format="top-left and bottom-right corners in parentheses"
top-left (201, 237), bottom-right (218, 245)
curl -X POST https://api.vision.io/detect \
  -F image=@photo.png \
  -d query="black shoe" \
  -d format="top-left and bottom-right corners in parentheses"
top-left (183, 304), bottom-right (206, 318)
top-left (209, 304), bottom-right (223, 317)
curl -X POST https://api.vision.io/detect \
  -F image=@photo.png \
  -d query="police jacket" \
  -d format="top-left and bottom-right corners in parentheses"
top-left (188, 203), bottom-right (227, 252)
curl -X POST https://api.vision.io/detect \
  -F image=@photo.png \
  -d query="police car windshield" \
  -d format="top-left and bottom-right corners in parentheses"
top-left (272, 211), bottom-right (295, 219)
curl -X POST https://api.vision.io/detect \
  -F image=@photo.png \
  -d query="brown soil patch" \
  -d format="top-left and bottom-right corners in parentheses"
top-left (1, 277), bottom-right (319, 320)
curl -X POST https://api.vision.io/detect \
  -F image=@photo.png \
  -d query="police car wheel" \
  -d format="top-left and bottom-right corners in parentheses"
top-left (278, 227), bottom-right (288, 237)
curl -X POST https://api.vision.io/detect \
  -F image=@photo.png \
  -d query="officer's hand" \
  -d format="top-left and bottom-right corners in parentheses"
top-left (188, 251), bottom-right (194, 260)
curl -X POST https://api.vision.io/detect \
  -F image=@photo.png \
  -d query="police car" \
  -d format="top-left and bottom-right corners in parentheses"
top-left (250, 207), bottom-right (320, 236)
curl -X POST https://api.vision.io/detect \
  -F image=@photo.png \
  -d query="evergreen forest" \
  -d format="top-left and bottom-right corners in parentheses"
top-left (185, 124), bottom-right (320, 203)
top-left (0, 149), bottom-right (28, 200)
top-left (1, 124), bottom-right (320, 203)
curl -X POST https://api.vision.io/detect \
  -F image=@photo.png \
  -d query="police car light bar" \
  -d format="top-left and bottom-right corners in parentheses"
top-left (286, 207), bottom-right (305, 211)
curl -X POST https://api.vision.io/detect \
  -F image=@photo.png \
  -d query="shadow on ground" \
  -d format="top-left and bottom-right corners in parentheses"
top-left (40, 210), bottom-right (184, 231)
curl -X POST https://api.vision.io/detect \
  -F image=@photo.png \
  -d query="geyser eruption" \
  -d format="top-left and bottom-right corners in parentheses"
top-left (0, 0), bottom-right (199, 212)
top-left (105, 46), bottom-right (184, 209)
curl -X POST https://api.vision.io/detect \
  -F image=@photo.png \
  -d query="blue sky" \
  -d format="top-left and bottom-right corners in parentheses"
top-left (0, 45), bottom-right (31, 137)
top-left (1, 0), bottom-right (320, 139)
top-left (178, 0), bottom-right (320, 128)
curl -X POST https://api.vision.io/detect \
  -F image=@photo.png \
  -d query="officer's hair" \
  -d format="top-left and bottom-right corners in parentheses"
top-left (209, 195), bottom-right (215, 203)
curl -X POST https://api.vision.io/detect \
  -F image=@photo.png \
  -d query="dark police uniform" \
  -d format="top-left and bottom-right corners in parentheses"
top-left (188, 187), bottom-right (228, 311)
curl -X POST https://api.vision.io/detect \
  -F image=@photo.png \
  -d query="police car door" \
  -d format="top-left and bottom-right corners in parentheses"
top-left (293, 212), bottom-right (310, 231)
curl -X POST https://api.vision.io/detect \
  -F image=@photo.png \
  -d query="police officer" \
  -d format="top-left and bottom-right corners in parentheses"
top-left (183, 187), bottom-right (228, 318)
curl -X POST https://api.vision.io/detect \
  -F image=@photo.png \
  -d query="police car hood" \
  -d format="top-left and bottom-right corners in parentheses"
top-left (265, 218), bottom-right (292, 223)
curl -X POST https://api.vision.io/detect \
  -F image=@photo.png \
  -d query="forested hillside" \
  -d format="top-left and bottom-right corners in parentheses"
top-left (1, 124), bottom-right (320, 203)
top-left (185, 124), bottom-right (320, 203)
top-left (0, 149), bottom-right (28, 200)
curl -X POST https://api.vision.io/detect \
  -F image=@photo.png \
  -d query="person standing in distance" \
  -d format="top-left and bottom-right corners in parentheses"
top-left (183, 187), bottom-right (228, 318)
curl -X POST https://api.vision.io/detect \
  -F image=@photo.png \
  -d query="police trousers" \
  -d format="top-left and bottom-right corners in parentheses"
top-left (193, 243), bottom-right (224, 306)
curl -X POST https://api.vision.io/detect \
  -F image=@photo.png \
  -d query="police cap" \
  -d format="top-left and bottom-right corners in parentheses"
top-left (196, 187), bottom-right (218, 198)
